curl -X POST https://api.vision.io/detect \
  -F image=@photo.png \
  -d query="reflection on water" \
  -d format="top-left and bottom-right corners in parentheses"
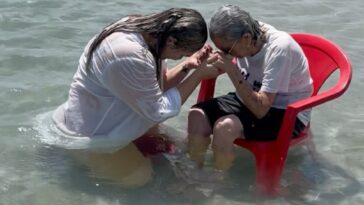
top-left (1, 0), bottom-right (364, 204)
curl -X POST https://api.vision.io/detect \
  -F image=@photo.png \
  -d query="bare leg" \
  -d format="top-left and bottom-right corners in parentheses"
top-left (71, 143), bottom-right (153, 188)
top-left (187, 108), bottom-right (212, 168)
top-left (212, 114), bottom-right (243, 171)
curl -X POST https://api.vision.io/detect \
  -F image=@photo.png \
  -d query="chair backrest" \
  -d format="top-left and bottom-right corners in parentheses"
top-left (291, 33), bottom-right (352, 96)
top-left (276, 33), bottom-right (352, 147)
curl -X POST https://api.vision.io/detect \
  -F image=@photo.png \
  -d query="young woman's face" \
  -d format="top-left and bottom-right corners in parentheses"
top-left (160, 36), bottom-right (195, 60)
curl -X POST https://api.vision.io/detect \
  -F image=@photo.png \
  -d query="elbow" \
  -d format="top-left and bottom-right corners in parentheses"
top-left (252, 93), bottom-right (275, 119)
top-left (255, 111), bottom-right (268, 119)
top-left (253, 106), bottom-right (271, 119)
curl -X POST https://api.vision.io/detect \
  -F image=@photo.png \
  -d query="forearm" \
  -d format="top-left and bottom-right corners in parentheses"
top-left (176, 71), bottom-right (202, 105)
top-left (163, 62), bottom-right (190, 91)
top-left (226, 68), bottom-right (272, 119)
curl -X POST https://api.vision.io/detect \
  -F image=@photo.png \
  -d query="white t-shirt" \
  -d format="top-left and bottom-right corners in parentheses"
top-left (52, 32), bottom-right (181, 152)
top-left (236, 23), bottom-right (313, 125)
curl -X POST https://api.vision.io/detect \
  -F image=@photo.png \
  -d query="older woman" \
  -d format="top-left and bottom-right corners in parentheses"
top-left (187, 5), bottom-right (313, 172)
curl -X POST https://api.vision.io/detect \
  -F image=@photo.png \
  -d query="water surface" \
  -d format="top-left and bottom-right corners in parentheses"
top-left (1, 0), bottom-right (364, 204)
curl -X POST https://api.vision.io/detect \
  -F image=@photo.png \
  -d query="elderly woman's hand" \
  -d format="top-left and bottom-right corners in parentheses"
top-left (193, 51), bottom-right (225, 80)
top-left (211, 51), bottom-right (237, 72)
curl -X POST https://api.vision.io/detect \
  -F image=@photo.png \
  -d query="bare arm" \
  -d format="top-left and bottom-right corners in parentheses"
top-left (226, 63), bottom-right (275, 118)
top-left (176, 62), bottom-right (222, 105)
top-left (162, 62), bottom-right (190, 91)
top-left (176, 52), bottom-right (222, 104)
top-left (214, 55), bottom-right (275, 119)
top-left (163, 44), bottom-right (213, 91)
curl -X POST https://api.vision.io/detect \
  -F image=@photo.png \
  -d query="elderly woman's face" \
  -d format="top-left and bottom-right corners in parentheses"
top-left (212, 35), bottom-right (252, 58)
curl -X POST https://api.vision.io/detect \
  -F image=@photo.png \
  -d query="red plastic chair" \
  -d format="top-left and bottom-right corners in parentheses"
top-left (196, 33), bottom-right (352, 195)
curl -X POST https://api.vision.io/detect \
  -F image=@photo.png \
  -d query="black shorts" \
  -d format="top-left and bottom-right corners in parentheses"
top-left (192, 92), bottom-right (305, 141)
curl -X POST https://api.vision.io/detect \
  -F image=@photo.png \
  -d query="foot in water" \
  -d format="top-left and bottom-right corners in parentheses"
top-left (165, 153), bottom-right (226, 185)
top-left (175, 161), bottom-right (226, 183)
top-left (166, 159), bottom-right (226, 198)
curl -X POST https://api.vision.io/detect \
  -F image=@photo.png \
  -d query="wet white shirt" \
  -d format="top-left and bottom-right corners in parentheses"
top-left (52, 32), bottom-right (181, 152)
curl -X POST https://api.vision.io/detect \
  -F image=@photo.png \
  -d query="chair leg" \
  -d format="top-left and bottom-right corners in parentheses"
top-left (254, 153), bottom-right (285, 196)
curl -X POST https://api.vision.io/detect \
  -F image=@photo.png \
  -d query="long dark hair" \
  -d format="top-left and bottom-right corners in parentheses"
top-left (85, 8), bottom-right (207, 79)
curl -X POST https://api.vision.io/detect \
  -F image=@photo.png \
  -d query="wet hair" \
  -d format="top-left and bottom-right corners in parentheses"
top-left (209, 5), bottom-right (265, 44)
top-left (85, 8), bottom-right (207, 79)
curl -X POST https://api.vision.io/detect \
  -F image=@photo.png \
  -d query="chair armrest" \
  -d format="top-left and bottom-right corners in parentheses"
top-left (197, 78), bottom-right (217, 103)
top-left (289, 83), bottom-right (349, 112)
top-left (290, 65), bottom-right (351, 111)
top-left (275, 82), bottom-right (350, 147)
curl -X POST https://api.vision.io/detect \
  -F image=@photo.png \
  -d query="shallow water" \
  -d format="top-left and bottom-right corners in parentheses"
top-left (1, 0), bottom-right (364, 204)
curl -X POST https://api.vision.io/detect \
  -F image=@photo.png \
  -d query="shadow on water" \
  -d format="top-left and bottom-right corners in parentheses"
top-left (34, 126), bottom-right (362, 205)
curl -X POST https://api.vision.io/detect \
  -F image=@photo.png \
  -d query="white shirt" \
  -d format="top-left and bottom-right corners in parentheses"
top-left (237, 23), bottom-right (313, 125)
top-left (52, 32), bottom-right (181, 152)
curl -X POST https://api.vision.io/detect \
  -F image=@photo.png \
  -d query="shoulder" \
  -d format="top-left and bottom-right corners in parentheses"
top-left (262, 27), bottom-right (303, 58)
top-left (262, 23), bottom-right (300, 50)
top-left (105, 32), bottom-right (155, 66)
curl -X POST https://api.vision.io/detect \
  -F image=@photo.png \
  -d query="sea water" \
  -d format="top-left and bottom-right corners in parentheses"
top-left (1, 0), bottom-right (364, 204)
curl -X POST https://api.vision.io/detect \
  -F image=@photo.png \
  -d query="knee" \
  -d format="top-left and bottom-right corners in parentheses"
top-left (213, 115), bottom-right (242, 144)
top-left (188, 108), bottom-right (212, 135)
top-left (214, 115), bottom-right (241, 135)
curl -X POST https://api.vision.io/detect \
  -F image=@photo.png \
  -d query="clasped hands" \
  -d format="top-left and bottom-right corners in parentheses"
top-left (183, 44), bottom-right (237, 80)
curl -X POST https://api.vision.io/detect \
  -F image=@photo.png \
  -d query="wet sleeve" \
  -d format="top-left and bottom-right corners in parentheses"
top-left (100, 56), bottom-right (182, 123)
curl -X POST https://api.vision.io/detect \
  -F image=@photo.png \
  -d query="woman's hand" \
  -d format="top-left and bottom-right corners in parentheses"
top-left (196, 63), bottom-right (224, 80)
top-left (183, 44), bottom-right (213, 70)
top-left (194, 52), bottom-right (225, 80)
top-left (211, 51), bottom-right (238, 72)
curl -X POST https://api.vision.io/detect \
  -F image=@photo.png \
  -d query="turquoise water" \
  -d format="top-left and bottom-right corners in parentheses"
top-left (1, 0), bottom-right (364, 204)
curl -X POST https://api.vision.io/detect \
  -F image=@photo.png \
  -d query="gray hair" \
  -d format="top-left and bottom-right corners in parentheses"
top-left (85, 8), bottom-right (207, 79)
top-left (209, 5), bottom-right (263, 42)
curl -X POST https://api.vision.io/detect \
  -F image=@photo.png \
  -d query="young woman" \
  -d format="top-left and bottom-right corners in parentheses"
top-left (52, 8), bottom-right (221, 187)
top-left (187, 5), bottom-right (313, 173)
